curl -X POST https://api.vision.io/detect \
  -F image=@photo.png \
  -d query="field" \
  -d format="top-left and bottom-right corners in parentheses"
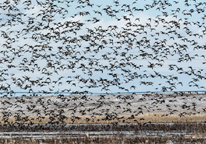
top-left (0, 93), bottom-right (206, 143)
top-left (0, 93), bottom-right (206, 124)
top-left (1, 113), bottom-right (206, 124)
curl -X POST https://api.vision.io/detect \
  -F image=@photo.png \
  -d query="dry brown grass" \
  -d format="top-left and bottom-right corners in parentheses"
top-left (1, 113), bottom-right (206, 124)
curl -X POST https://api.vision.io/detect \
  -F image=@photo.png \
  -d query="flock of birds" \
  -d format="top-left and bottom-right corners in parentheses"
top-left (0, 92), bottom-right (205, 124)
top-left (0, 0), bottom-right (206, 124)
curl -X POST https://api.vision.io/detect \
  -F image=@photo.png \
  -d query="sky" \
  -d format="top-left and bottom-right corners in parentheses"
top-left (0, 0), bottom-right (206, 95)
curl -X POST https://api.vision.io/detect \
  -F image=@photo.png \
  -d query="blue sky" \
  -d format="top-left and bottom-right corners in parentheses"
top-left (0, 0), bottom-right (206, 94)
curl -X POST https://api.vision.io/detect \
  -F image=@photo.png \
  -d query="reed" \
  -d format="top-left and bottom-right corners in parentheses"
top-left (0, 134), bottom-right (205, 144)
top-left (1, 113), bottom-right (206, 124)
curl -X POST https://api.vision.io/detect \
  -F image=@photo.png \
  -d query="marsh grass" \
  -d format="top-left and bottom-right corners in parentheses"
top-left (0, 122), bottom-right (205, 143)
top-left (0, 113), bottom-right (205, 143)
top-left (0, 134), bottom-right (205, 144)
top-left (1, 113), bottom-right (206, 124)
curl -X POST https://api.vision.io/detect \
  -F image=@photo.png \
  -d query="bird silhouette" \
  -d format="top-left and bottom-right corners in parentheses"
top-left (0, 0), bottom-right (205, 128)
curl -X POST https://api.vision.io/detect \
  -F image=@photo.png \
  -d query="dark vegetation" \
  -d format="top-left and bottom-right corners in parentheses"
top-left (0, 123), bottom-right (205, 133)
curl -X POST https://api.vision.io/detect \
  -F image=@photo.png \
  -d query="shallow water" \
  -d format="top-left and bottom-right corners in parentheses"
top-left (0, 123), bottom-right (205, 140)
top-left (1, 90), bottom-right (206, 97)
top-left (0, 130), bottom-right (205, 140)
